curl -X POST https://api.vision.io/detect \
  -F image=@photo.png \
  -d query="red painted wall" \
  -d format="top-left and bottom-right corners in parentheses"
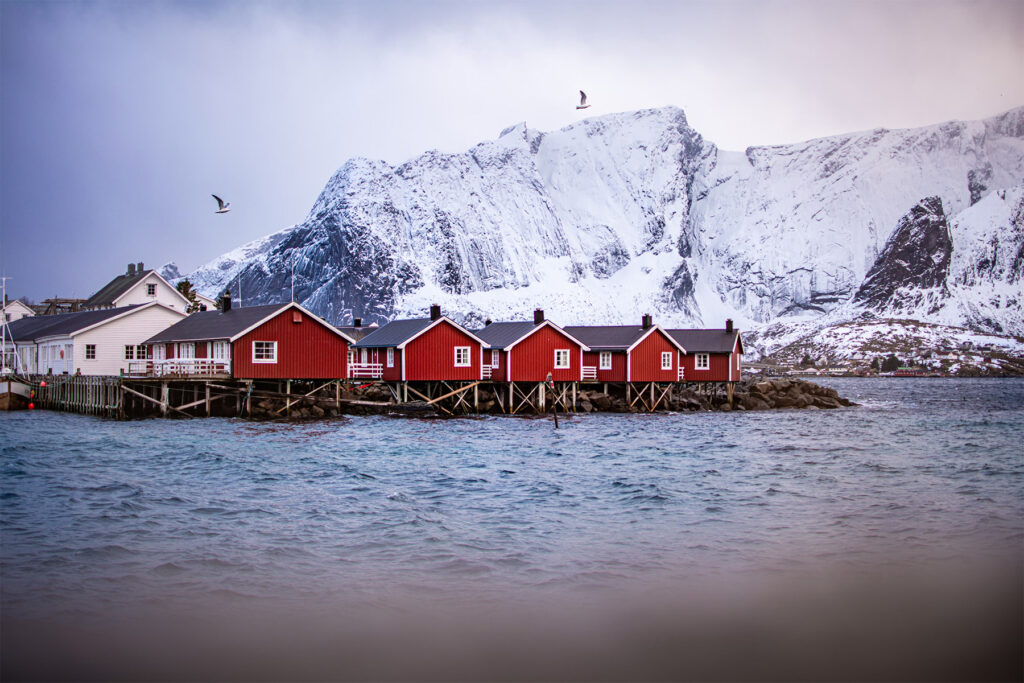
top-left (507, 324), bottom-right (581, 382)
top-left (679, 351), bottom-right (734, 382)
top-left (628, 330), bottom-right (680, 382)
top-left (583, 350), bottom-right (626, 382)
top-left (483, 348), bottom-right (506, 382)
top-left (233, 309), bottom-right (349, 379)
top-left (403, 321), bottom-right (482, 381)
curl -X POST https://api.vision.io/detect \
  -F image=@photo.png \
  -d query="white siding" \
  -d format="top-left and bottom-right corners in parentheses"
top-left (114, 273), bottom-right (188, 311)
top-left (70, 306), bottom-right (186, 375)
top-left (3, 300), bottom-right (35, 322)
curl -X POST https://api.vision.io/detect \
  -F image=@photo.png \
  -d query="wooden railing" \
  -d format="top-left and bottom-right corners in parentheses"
top-left (582, 366), bottom-right (597, 380)
top-left (128, 359), bottom-right (230, 377)
top-left (678, 366), bottom-right (685, 381)
top-left (349, 362), bottom-right (383, 379)
top-left (481, 365), bottom-right (493, 379)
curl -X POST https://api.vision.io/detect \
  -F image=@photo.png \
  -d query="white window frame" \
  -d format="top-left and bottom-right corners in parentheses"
top-left (124, 345), bottom-right (135, 360)
top-left (146, 283), bottom-right (157, 296)
top-left (387, 348), bottom-right (395, 368)
top-left (153, 344), bottom-right (166, 362)
top-left (177, 342), bottom-right (195, 359)
top-left (695, 353), bottom-right (710, 370)
top-left (599, 351), bottom-right (612, 370)
top-left (491, 349), bottom-right (500, 368)
top-left (85, 344), bottom-right (96, 360)
top-left (252, 341), bottom-right (277, 364)
top-left (212, 341), bottom-right (228, 360)
top-left (661, 352), bottom-right (673, 370)
top-left (554, 348), bottom-right (570, 369)
top-left (454, 346), bottom-right (471, 367)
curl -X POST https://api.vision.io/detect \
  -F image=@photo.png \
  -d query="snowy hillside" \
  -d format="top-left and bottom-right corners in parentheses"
top-left (165, 105), bottom-right (1024, 353)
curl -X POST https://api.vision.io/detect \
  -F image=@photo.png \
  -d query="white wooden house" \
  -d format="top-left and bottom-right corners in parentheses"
top-left (4, 302), bottom-right (185, 376)
top-left (82, 262), bottom-right (193, 312)
top-left (2, 299), bottom-right (35, 323)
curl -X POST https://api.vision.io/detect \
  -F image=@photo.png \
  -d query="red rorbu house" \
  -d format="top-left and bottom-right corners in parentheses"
top-left (141, 299), bottom-right (356, 379)
top-left (564, 314), bottom-right (687, 384)
top-left (350, 304), bottom-right (488, 382)
top-left (473, 309), bottom-right (589, 383)
top-left (667, 320), bottom-right (744, 383)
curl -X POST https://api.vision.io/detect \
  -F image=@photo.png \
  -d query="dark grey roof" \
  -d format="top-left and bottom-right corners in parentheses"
top-left (4, 304), bottom-right (149, 342)
top-left (667, 329), bottom-right (743, 354)
top-left (472, 321), bottom-right (538, 349)
top-left (563, 325), bottom-right (648, 350)
top-left (83, 270), bottom-right (154, 308)
top-left (145, 304), bottom-right (285, 343)
top-left (352, 318), bottom-right (434, 348)
top-left (336, 325), bottom-right (379, 342)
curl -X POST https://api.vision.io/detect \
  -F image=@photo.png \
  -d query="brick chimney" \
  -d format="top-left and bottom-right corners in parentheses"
top-left (430, 304), bottom-right (441, 321)
top-left (221, 290), bottom-right (232, 313)
top-left (127, 263), bottom-right (136, 276)
top-left (642, 313), bottom-right (653, 329)
top-left (533, 309), bottom-right (544, 325)
top-left (726, 319), bottom-right (734, 333)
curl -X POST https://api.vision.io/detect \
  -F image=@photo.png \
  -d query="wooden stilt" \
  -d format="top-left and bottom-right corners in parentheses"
top-left (205, 383), bottom-right (211, 416)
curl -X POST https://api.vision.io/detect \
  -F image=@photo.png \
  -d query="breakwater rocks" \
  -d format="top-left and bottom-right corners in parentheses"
top-left (243, 379), bottom-right (854, 420)
top-left (576, 378), bottom-right (855, 413)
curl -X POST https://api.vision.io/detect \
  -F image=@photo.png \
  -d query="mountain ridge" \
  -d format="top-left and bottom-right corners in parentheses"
top-left (164, 104), bottom-right (1024, 355)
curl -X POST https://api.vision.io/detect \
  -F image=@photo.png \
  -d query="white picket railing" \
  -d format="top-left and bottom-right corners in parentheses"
top-left (582, 366), bottom-right (597, 380)
top-left (349, 362), bottom-right (383, 379)
top-left (128, 359), bottom-right (230, 377)
top-left (482, 365), bottom-right (493, 379)
top-left (678, 366), bottom-right (685, 381)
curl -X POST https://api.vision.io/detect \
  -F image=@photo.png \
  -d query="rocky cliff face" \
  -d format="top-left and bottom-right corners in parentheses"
top-left (168, 105), bottom-right (1024, 341)
top-left (853, 197), bottom-right (953, 315)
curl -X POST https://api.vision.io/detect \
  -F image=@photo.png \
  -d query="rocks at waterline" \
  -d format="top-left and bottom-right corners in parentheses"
top-left (574, 378), bottom-right (855, 413)
top-left (244, 378), bottom-right (854, 419)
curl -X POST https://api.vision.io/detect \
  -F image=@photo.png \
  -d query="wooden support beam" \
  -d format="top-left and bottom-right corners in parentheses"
top-left (424, 380), bottom-right (484, 406)
top-left (407, 384), bottom-right (452, 415)
top-left (122, 384), bottom-right (194, 418)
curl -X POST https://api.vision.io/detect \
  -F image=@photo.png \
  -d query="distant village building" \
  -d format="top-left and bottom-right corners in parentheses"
top-left (82, 262), bottom-right (193, 312)
top-left (2, 298), bottom-right (35, 323)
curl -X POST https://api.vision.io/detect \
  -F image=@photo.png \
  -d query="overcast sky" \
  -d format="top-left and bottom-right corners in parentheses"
top-left (1, 0), bottom-right (1021, 302)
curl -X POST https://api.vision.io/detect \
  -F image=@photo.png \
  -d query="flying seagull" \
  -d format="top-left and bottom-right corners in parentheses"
top-left (212, 194), bottom-right (231, 214)
top-left (576, 90), bottom-right (591, 110)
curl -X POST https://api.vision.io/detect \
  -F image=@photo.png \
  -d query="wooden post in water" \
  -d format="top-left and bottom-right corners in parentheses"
top-left (160, 382), bottom-right (168, 417)
top-left (205, 383), bottom-right (211, 416)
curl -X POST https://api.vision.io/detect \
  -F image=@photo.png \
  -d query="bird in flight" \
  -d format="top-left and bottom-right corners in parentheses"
top-left (212, 194), bottom-right (231, 214)
top-left (576, 91), bottom-right (591, 110)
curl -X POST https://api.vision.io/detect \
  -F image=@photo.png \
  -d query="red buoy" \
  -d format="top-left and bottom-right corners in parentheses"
top-left (39, 380), bottom-right (47, 388)
top-left (28, 402), bottom-right (35, 410)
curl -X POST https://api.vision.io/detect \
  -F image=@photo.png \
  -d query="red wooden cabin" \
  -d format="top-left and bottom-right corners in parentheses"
top-left (351, 304), bottom-right (487, 382)
top-left (474, 309), bottom-right (589, 383)
top-left (565, 314), bottom-right (687, 383)
top-left (667, 320), bottom-right (744, 382)
top-left (143, 300), bottom-right (356, 379)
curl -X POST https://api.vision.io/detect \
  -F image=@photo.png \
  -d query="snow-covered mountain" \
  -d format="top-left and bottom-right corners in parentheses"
top-left (166, 105), bottom-right (1024, 353)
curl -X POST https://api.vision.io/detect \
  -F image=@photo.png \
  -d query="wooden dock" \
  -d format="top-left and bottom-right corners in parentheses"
top-left (18, 374), bottom-right (738, 419)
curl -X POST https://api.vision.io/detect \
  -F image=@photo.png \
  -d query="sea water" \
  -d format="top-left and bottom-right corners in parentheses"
top-left (2, 378), bottom-right (1022, 680)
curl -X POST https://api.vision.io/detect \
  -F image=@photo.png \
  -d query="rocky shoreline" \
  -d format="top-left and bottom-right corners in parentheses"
top-left (244, 378), bottom-right (855, 420)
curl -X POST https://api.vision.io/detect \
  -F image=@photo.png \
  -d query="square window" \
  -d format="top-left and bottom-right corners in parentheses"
top-left (253, 341), bottom-right (277, 363)
top-left (695, 353), bottom-right (709, 370)
top-left (661, 352), bottom-right (673, 370)
top-left (454, 346), bottom-right (471, 367)
top-left (146, 283), bottom-right (156, 296)
top-left (85, 344), bottom-right (96, 360)
top-left (554, 349), bottom-right (570, 369)
top-left (599, 351), bottom-right (612, 370)
top-left (124, 345), bottom-right (135, 360)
